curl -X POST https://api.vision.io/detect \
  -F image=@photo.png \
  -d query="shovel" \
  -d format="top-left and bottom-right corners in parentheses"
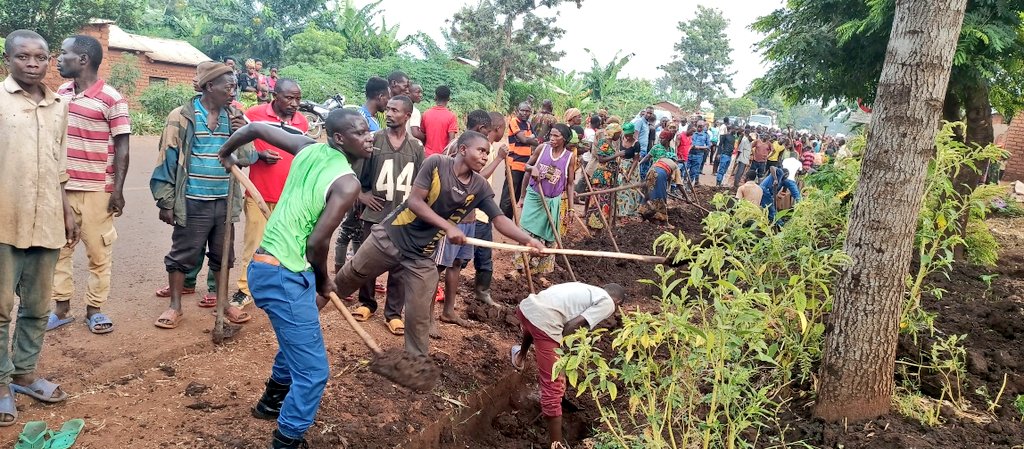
top-left (328, 293), bottom-right (439, 391)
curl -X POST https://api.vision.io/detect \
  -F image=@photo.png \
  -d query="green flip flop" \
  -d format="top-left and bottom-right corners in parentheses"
top-left (43, 419), bottom-right (84, 449)
top-left (15, 421), bottom-right (48, 449)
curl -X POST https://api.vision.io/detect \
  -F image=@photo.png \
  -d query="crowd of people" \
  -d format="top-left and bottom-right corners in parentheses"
top-left (1, 26), bottom-right (856, 449)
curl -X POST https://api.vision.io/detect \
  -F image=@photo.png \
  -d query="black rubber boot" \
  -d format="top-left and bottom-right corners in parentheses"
top-left (270, 429), bottom-right (309, 449)
top-left (474, 270), bottom-right (497, 306)
top-left (252, 378), bottom-right (290, 420)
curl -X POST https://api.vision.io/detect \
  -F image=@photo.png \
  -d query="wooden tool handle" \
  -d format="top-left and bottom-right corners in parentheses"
top-left (465, 237), bottom-right (666, 264)
top-left (576, 183), bottom-right (644, 199)
top-left (328, 292), bottom-right (383, 356)
top-left (230, 166), bottom-right (272, 220)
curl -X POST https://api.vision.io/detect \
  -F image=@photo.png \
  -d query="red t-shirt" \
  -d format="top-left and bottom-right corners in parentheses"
top-left (421, 105), bottom-right (458, 157)
top-left (244, 103), bottom-right (310, 202)
top-left (676, 132), bottom-right (692, 161)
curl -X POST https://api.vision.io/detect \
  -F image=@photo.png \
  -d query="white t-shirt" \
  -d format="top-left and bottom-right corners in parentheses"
top-left (407, 106), bottom-right (422, 141)
top-left (782, 157), bottom-right (802, 180)
top-left (717, 124), bottom-right (728, 138)
top-left (582, 127), bottom-right (597, 163)
top-left (518, 282), bottom-right (616, 343)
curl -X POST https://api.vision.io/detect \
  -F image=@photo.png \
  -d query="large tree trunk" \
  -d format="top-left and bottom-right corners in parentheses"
top-left (814, 0), bottom-right (967, 423)
top-left (951, 80), bottom-right (994, 259)
top-left (494, 16), bottom-right (514, 110)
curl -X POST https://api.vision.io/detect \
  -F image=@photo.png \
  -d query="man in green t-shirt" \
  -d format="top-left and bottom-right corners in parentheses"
top-left (334, 131), bottom-right (546, 358)
top-left (217, 108), bottom-right (373, 449)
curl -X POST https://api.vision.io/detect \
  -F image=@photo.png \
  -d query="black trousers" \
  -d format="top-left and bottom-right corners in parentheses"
top-left (501, 169), bottom-right (526, 219)
top-left (165, 198), bottom-right (234, 273)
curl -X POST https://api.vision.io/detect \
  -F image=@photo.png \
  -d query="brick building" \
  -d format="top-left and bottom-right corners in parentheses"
top-left (41, 20), bottom-right (210, 102)
top-left (1002, 112), bottom-right (1024, 182)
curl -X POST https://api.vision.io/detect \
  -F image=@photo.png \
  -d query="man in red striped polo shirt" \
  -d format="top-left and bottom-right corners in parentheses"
top-left (48, 35), bottom-right (131, 334)
top-left (230, 79), bottom-right (309, 314)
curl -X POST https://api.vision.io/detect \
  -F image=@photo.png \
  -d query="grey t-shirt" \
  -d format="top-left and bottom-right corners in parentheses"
top-left (518, 282), bottom-right (616, 343)
top-left (382, 155), bottom-right (501, 259)
top-left (359, 130), bottom-right (424, 224)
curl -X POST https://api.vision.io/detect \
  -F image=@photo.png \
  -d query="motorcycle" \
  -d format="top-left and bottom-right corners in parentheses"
top-left (298, 93), bottom-right (346, 139)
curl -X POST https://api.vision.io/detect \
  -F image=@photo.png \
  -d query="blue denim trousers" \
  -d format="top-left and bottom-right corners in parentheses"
top-left (687, 150), bottom-right (705, 182)
top-left (716, 154), bottom-right (732, 185)
top-left (472, 220), bottom-right (493, 273)
top-left (248, 260), bottom-right (328, 440)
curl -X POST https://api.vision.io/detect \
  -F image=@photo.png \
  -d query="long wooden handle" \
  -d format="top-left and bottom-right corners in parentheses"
top-left (533, 187), bottom-right (577, 282)
top-left (576, 183), bottom-right (643, 199)
top-left (465, 237), bottom-right (666, 264)
top-left (230, 166), bottom-right (272, 220)
top-left (328, 292), bottom-right (383, 356)
top-left (505, 162), bottom-right (536, 294)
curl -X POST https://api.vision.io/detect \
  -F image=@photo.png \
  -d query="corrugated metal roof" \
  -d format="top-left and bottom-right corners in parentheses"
top-left (107, 24), bottom-right (210, 66)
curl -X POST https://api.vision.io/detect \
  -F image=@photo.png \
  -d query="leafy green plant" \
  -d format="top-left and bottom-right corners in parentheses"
top-left (284, 25), bottom-right (347, 66)
top-left (556, 192), bottom-right (850, 449)
top-left (1014, 395), bottom-right (1024, 421)
top-left (553, 121), bottom-right (1007, 448)
top-left (904, 122), bottom-right (1009, 336)
top-left (108, 54), bottom-right (141, 98)
top-left (129, 110), bottom-right (162, 135)
top-left (992, 197), bottom-right (1024, 218)
top-left (139, 83), bottom-right (195, 120)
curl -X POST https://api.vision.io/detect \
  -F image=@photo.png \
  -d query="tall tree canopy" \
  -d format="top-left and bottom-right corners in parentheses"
top-left (0, 0), bottom-right (144, 44)
top-left (659, 5), bottom-right (734, 108)
top-left (752, 0), bottom-right (1024, 141)
top-left (312, 0), bottom-right (401, 60)
top-left (446, 0), bottom-right (582, 108)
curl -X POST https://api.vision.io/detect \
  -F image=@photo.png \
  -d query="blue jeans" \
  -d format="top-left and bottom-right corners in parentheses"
top-left (750, 161), bottom-right (767, 180)
top-left (473, 220), bottom-right (493, 272)
top-left (638, 152), bottom-right (653, 180)
top-left (716, 154), bottom-right (732, 185)
top-left (248, 261), bottom-right (328, 440)
top-left (687, 150), bottom-right (705, 182)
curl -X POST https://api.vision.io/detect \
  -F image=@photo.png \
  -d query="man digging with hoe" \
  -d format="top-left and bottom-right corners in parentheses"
top-left (217, 109), bottom-right (373, 449)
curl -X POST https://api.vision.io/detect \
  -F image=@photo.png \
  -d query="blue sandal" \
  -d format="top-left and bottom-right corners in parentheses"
top-left (12, 378), bottom-right (67, 403)
top-left (86, 313), bottom-right (114, 334)
top-left (45, 313), bottom-right (75, 332)
top-left (0, 385), bottom-right (16, 427)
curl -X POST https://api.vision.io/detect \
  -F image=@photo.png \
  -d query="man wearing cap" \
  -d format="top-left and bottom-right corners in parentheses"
top-left (150, 62), bottom-right (273, 329)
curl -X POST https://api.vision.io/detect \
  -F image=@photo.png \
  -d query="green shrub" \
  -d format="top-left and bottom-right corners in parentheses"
top-left (139, 83), bottom-right (195, 119)
top-left (129, 110), bottom-right (162, 135)
top-left (108, 54), bottom-right (141, 98)
top-left (284, 26), bottom-right (347, 66)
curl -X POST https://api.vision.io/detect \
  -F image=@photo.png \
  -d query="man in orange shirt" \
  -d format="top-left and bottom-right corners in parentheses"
top-left (502, 102), bottom-right (539, 218)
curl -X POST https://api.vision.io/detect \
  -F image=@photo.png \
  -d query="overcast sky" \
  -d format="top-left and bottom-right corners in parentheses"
top-left (361, 0), bottom-right (785, 96)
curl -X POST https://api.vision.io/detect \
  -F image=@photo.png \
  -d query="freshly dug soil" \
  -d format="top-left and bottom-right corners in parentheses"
top-left (371, 348), bottom-right (440, 392)
top-left (767, 217), bottom-right (1024, 448)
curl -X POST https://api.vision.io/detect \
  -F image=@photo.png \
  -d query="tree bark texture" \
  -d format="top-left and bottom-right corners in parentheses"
top-left (494, 16), bottom-right (514, 110)
top-left (952, 80), bottom-right (994, 259)
top-left (814, 0), bottom-right (967, 423)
